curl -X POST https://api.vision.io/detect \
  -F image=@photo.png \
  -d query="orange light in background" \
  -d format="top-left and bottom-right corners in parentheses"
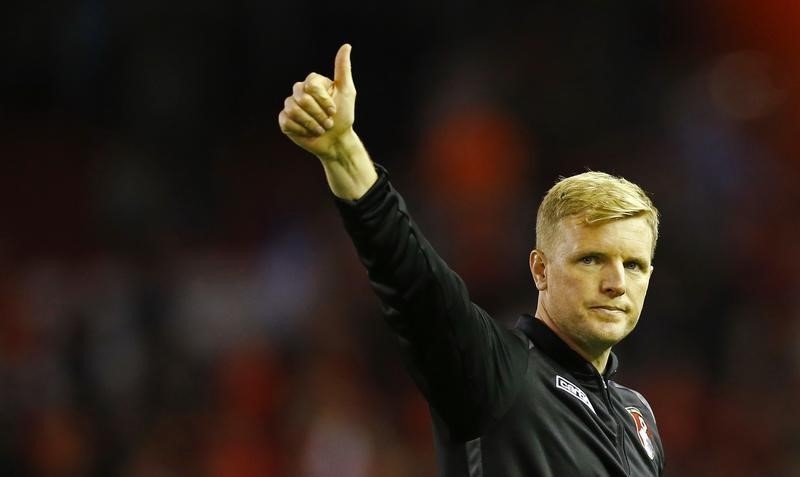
top-left (420, 106), bottom-right (531, 209)
top-left (417, 106), bottom-right (534, 291)
top-left (709, 0), bottom-right (800, 171)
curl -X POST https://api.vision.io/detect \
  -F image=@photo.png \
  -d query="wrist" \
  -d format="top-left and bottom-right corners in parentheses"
top-left (318, 128), bottom-right (377, 201)
top-left (318, 127), bottom-right (362, 163)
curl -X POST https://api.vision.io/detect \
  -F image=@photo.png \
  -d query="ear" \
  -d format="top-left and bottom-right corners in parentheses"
top-left (529, 249), bottom-right (548, 291)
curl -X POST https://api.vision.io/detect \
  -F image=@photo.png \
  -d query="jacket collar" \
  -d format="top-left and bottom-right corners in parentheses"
top-left (515, 314), bottom-right (619, 387)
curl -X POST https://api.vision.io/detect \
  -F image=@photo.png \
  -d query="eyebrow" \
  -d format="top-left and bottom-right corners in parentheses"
top-left (574, 250), bottom-right (650, 266)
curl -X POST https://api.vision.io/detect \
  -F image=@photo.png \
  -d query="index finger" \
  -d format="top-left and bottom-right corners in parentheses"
top-left (304, 73), bottom-right (336, 115)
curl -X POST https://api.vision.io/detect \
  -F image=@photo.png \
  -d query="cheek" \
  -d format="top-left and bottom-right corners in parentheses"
top-left (558, 271), bottom-right (592, 293)
top-left (548, 272), bottom-right (589, 305)
top-left (630, 279), bottom-right (651, 305)
top-left (637, 275), bottom-right (652, 292)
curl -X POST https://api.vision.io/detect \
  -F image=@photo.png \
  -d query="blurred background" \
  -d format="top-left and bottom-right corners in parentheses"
top-left (1, 1), bottom-right (799, 476)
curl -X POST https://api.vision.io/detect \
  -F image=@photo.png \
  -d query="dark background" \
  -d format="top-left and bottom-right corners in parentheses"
top-left (1, 1), bottom-right (799, 475)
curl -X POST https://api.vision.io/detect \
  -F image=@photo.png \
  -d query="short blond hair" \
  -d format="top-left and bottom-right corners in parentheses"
top-left (536, 171), bottom-right (660, 256)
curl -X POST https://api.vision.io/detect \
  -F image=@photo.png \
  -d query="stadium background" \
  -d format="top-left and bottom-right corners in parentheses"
top-left (1, 1), bottom-right (799, 475)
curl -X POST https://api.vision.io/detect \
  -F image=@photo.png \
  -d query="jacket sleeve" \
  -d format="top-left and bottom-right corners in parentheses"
top-left (334, 164), bottom-right (529, 440)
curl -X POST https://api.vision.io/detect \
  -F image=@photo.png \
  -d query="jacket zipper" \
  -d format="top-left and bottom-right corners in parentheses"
top-left (602, 378), bottom-right (630, 475)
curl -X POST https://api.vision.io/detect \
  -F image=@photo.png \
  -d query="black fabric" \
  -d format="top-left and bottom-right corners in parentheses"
top-left (334, 164), bottom-right (665, 476)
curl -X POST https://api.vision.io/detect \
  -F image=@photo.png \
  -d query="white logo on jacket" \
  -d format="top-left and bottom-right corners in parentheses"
top-left (555, 375), bottom-right (596, 414)
top-left (626, 407), bottom-right (656, 460)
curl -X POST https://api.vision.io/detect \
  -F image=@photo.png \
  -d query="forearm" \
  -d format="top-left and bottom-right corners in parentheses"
top-left (335, 166), bottom-right (474, 337)
top-left (318, 129), bottom-right (378, 201)
top-left (334, 168), bottom-right (528, 439)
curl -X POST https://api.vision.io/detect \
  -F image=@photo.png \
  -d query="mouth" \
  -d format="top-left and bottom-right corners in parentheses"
top-left (589, 305), bottom-right (628, 313)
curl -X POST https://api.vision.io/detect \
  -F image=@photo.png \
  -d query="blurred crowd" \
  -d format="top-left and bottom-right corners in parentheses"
top-left (1, 1), bottom-right (799, 476)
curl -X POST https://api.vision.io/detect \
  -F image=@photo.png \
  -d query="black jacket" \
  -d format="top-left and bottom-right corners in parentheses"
top-left (334, 165), bottom-right (665, 476)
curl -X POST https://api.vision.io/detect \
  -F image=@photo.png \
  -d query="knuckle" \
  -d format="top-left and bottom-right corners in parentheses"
top-left (279, 116), bottom-right (297, 135)
top-left (305, 73), bottom-right (332, 93)
top-left (303, 81), bottom-right (320, 94)
top-left (296, 95), bottom-right (326, 118)
top-left (294, 93), bottom-right (312, 108)
top-left (285, 99), bottom-right (305, 117)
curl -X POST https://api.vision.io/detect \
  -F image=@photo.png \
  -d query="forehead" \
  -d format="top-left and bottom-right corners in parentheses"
top-left (554, 215), bottom-right (654, 259)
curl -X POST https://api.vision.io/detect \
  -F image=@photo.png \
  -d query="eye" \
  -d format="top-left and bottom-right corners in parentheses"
top-left (580, 255), bottom-right (598, 265)
top-left (624, 261), bottom-right (643, 271)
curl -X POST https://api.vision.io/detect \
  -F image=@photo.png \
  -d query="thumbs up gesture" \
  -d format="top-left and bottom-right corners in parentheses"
top-left (279, 44), bottom-right (357, 161)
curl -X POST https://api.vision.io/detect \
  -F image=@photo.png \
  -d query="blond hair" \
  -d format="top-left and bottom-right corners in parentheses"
top-left (536, 171), bottom-right (660, 256)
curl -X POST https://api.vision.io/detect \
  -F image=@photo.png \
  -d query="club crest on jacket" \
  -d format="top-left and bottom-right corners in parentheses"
top-left (626, 407), bottom-right (656, 460)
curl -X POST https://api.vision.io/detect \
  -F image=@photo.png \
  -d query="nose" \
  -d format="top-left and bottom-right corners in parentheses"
top-left (601, 262), bottom-right (626, 298)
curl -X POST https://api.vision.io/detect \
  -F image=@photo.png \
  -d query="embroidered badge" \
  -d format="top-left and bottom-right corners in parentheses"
top-left (626, 407), bottom-right (656, 460)
top-left (555, 376), bottom-right (596, 414)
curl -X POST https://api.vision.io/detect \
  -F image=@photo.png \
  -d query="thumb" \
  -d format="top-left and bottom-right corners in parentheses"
top-left (334, 43), bottom-right (354, 91)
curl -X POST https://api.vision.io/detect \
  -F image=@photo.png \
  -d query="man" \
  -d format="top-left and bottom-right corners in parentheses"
top-left (278, 44), bottom-right (665, 476)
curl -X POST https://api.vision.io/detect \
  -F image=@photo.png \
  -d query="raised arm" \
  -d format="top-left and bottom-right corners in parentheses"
top-left (277, 45), bottom-right (528, 440)
top-left (277, 43), bottom-right (377, 200)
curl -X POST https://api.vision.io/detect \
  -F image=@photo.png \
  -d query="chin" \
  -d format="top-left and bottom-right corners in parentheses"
top-left (590, 323), bottom-right (631, 347)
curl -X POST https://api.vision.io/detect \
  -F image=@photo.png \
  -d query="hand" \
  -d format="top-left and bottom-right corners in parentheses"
top-left (278, 44), bottom-right (357, 161)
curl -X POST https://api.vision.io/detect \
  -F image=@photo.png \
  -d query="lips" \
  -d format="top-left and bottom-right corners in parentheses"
top-left (590, 305), bottom-right (627, 313)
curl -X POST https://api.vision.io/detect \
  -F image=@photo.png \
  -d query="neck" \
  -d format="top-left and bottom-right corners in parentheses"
top-left (534, 308), bottom-right (611, 374)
